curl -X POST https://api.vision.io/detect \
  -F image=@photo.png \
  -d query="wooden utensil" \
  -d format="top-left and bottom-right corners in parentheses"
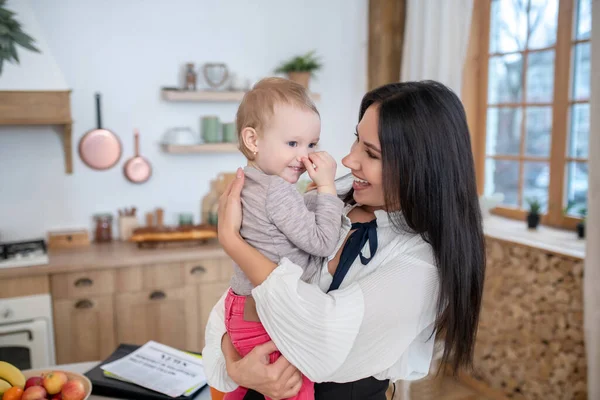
top-left (78, 93), bottom-right (122, 170)
top-left (123, 129), bottom-right (152, 183)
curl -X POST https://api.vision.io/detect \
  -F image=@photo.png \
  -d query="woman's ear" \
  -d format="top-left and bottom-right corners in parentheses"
top-left (241, 127), bottom-right (259, 154)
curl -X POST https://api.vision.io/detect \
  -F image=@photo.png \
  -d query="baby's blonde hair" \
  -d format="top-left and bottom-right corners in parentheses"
top-left (236, 77), bottom-right (319, 159)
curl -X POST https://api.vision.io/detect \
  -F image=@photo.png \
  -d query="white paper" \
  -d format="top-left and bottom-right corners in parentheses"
top-left (101, 341), bottom-right (207, 398)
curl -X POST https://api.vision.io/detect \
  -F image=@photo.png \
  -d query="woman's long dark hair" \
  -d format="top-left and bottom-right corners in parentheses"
top-left (345, 81), bottom-right (485, 373)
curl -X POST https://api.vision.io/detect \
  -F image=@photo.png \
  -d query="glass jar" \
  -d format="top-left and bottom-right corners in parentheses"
top-left (179, 213), bottom-right (194, 226)
top-left (94, 213), bottom-right (113, 243)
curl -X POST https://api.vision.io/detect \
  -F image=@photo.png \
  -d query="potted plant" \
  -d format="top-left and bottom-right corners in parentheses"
top-left (564, 201), bottom-right (586, 239)
top-left (563, 200), bottom-right (576, 216)
top-left (0, 0), bottom-right (41, 74)
top-left (275, 50), bottom-right (322, 89)
top-left (526, 197), bottom-right (542, 229)
top-left (577, 207), bottom-right (586, 239)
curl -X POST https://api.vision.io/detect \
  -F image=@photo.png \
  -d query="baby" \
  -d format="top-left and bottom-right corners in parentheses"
top-left (222, 77), bottom-right (344, 400)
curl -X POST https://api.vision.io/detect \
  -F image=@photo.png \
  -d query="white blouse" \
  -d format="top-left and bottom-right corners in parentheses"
top-left (202, 205), bottom-right (440, 392)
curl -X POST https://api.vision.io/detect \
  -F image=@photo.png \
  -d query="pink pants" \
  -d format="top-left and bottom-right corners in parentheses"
top-left (223, 289), bottom-right (314, 400)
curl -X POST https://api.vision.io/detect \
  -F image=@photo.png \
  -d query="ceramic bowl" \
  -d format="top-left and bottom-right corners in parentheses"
top-left (21, 368), bottom-right (92, 399)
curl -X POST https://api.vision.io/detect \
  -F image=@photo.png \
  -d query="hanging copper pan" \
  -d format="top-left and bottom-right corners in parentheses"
top-left (123, 129), bottom-right (152, 184)
top-left (78, 93), bottom-right (122, 170)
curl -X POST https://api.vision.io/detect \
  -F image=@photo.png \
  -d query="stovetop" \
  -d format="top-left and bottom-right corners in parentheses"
top-left (0, 239), bottom-right (49, 268)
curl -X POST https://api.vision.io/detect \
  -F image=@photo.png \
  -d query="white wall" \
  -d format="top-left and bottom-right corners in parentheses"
top-left (585, 0), bottom-right (599, 397)
top-left (0, 1), bottom-right (67, 89)
top-left (0, 0), bottom-right (368, 241)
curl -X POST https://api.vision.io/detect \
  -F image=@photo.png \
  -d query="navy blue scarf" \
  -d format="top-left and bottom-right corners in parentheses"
top-left (327, 219), bottom-right (378, 292)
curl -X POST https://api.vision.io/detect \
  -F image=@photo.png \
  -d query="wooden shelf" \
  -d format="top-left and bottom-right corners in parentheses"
top-left (161, 89), bottom-right (321, 102)
top-left (161, 143), bottom-right (239, 154)
top-left (162, 89), bottom-right (245, 102)
top-left (0, 90), bottom-right (73, 174)
top-left (0, 118), bottom-right (72, 125)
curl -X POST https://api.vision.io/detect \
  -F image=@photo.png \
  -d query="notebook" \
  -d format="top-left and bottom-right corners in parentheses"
top-left (84, 343), bottom-right (208, 400)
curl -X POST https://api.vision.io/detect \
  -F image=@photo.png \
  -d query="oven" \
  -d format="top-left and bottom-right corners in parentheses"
top-left (0, 294), bottom-right (56, 369)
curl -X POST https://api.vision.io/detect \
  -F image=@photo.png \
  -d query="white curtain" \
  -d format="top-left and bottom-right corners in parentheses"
top-left (400, 0), bottom-right (474, 98)
top-left (585, 1), bottom-right (599, 398)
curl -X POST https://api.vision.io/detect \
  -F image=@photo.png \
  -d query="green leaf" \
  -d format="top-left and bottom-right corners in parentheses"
top-left (9, 40), bottom-right (17, 63)
top-left (7, 30), bottom-right (40, 52)
top-left (274, 50), bottom-right (323, 75)
top-left (0, 2), bottom-right (41, 74)
top-left (17, 39), bottom-right (39, 52)
top-left (12, 30), bottom-right (39, 52)
top-left (10, 30), bottom-right (32, 44)
top-left (0, 9), bottom-right (15, 20)
top-left (0, 47), bottom-right (12, 61)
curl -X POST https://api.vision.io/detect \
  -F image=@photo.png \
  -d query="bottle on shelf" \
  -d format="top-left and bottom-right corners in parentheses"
top-left (184, 63), bottom-right (197, 91)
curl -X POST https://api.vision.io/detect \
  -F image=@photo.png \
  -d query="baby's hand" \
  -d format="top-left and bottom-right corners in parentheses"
top-left (301, 152), bottom-right (337, 194)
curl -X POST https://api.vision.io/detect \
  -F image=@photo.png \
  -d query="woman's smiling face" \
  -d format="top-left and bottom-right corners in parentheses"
top-left (342, 105), bottom-right (385, 209)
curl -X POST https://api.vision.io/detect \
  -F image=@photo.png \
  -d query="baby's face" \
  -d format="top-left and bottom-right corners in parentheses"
top-left (255, 104), bottom-right (321, 184)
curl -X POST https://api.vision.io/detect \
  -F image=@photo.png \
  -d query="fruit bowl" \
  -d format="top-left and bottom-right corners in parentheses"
top-left (21, 369), bottom-right (92, 400)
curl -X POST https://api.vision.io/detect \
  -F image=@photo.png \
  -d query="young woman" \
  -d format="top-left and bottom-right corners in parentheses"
top-left (203, 81), bottom-right (486, 400)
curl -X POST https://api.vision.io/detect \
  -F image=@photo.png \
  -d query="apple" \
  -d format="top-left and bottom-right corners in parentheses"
top-left (43, 371), bottom-right (68, 395)
top-left (61, 379), bottom-right (85, 400)
top-left (50, 393), bottom-right (63, 400)
top-left (24, 376), bottom-right (44, 390)
top-left (22, 385), bottom-right (47, 400)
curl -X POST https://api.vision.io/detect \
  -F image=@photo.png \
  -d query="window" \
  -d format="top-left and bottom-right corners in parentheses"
top-left (473, 0), bottom-right (591, 228)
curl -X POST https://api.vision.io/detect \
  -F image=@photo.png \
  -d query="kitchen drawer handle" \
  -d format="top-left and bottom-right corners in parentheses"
top-left (150, 290), bottom-right (166, 300)
top-left (75, 299), bottom-right (94, 309)
top-left (190, 266), bottom-right (207, 275)
top-left (74, 277), bottom-right (93, 287)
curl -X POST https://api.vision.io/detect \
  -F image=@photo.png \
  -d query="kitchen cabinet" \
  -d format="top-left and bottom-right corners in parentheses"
top-left (115, 285), bottom-right (198, 351)
top-left (51, 270), bottom-right (115, 299)
top-left (46, 249), bottom-right (233, 364)
top-left (53, 295), bottom-right (116, 364)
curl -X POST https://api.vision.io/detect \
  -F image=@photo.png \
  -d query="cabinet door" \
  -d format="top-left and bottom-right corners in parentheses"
top-left (198, 282), bottom-right (230, 349)
top-left (53, 295), bottom-right (116, 364)
top-left (115, 285), bottom-right (199, 352)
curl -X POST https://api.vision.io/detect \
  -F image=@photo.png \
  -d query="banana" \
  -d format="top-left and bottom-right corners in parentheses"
top-left (0, 361), bottom-right (25, 389)
top-left (0, 377), bottom-right (12, 394)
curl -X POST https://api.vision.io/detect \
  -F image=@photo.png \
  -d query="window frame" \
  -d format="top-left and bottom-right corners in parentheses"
top-left (469, 0), bottom-right (590, 230)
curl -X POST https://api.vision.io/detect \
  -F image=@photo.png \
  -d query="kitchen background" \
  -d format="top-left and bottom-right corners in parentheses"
top-left (1, 1), bottom-right (598, 399)
top-left (0, 0), bottom-right (367, 241)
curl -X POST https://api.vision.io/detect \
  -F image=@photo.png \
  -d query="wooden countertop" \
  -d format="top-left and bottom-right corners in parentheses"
top-left (0, 240), bottom-right (227, 279)
top-left (2, 217), bottom-right (583, 279)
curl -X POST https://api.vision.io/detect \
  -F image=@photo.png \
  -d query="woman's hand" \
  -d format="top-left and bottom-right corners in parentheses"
top-left (216, 167), bottom-right (278, 285)
top-left (218, 168), bottom-right (245, 252)
top-left (222, 334), bottom-right (303, 399)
